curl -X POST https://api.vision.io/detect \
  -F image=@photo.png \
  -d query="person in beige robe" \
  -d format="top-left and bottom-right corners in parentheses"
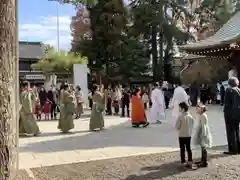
top-left (58, 84), bottom-right (75, 133)
top-left (89, 85), bottom-right (105, 131)
top-left (19, 81), bottom-right (40, 136)
top-left (75, 86), bottom-right (84, 118)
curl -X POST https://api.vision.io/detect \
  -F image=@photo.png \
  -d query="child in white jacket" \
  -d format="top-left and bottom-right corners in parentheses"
top-left (193, 104), bottom-right (212, 167)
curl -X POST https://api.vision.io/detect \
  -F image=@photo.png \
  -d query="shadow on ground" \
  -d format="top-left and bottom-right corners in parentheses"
top-left (29, 145), bottom-right (231, 180)
top-left (123, 151), bottom-right (229, 180)
top-left (20, 120), bottom-right (179, 153)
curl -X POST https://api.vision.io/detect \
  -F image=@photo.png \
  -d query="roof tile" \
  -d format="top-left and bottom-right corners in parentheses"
top-left (180, 11), bottom-right (240, 51)
top-left (19, 42), bottom-right (46, 59)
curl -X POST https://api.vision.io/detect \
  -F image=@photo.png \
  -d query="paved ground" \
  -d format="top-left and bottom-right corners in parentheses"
top-left (17, 145), bottom-right (240, 180)
top-left (19, 105), bottom-right (227, 170)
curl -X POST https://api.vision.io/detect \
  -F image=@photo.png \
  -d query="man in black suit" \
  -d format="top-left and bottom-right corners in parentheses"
top-left (224, 77), bottom-right (240, 154)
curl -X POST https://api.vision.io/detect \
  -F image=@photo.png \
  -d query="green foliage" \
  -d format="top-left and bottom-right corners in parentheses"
top-left (31, 49), bottom-right (87, 75)
top-left (53, 0), bottom-right (97, 7)
top-left (107, 36), bottom-right (151, 82)
top-left (43, 44), bottom-right (54, 54)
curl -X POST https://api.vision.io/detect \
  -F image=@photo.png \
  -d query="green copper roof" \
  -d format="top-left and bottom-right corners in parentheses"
top-left (180, 11), bottom-right (240, 51)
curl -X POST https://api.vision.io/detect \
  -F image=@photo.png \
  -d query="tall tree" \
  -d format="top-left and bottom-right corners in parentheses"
top-left (71, 6), bottom-right (91, 51)
top-left (129, 0), bottom-right (191, 81)
top-left (106, 36), bottom-right (151, 82)
top-left (0, 0), bottom-right (18, 179)
top-left (53, 0), bottom-right (100, 63)
top-left (70, 0), bottom-right (128, 84)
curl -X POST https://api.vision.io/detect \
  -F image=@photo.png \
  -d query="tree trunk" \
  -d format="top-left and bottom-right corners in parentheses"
top-left (0, 0), bottom-right (18, 179)
top-left (151, 25), bottom-right (158, 82)
top-left (158, 29), bottom-right (164, 81)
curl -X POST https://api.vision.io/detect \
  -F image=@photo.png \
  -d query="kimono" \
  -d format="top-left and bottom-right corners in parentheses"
top-left (193, 113), bottom-right (212, 148)
top-left (149, 88), bottom-right (165, 123)
top-left (89, 91), bottom-right (105, 131)
top-left (59, 89), bottom-right (64, 124)
top-left (19, 89), bottom-right (40, 135)
top-left (131, 93), bottom-right (148, 126)
top-left (170, 86), bottom-right (189, 124)
top-left (58, 90), bottom-right (75, 133)
top-left (75, 90), bottom-right (84, 118)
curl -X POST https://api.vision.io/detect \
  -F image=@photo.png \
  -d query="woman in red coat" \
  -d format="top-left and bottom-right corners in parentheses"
top-left (131, 88), bottom-right (149, 128)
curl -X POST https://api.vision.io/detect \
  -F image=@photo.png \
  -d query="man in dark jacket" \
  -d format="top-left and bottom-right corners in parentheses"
top-left (220, 82), bottom-right (225, 105)
top-left (224, 77), bottom-right (240, 154)
top-left (39, 87), bottom-right (47, 109)
top-left (121, 89), bottom-right (130, 117)
top-left (47, 85), bottom-right (58, 119)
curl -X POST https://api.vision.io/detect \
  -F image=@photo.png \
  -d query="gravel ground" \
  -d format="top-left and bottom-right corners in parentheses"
top-left (26, 145), bottom-right (240, 180)
top-left (15, 170), bottom-right (32, 180)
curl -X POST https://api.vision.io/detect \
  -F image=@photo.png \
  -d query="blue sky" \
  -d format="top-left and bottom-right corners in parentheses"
top-left (19, 0), bottom-right (75, 50)
top-left (19, 0), bottom-right (129, 50)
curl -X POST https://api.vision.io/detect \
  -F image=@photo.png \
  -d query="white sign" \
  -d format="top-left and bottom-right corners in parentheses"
top-left (25, 74), bottom-right (46, 80)
top-left (73, 64), bottom-right (89, 106)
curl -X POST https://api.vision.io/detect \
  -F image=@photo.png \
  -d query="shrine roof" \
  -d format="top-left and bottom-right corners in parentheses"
top-left (19, 41), bottom-right (46, 59)
top-left (180, 11), bottom-right (240, 51)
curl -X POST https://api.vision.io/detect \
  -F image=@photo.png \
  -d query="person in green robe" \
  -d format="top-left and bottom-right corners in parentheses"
top-left (89, 84), bottom-right (105, 131)
top-left (58, 84), bottom-right (75, 133)
top-left (19, 81), bottom-right (40, 136)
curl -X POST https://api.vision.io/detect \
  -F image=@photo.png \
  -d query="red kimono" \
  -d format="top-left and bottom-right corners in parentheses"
top-left (131, 93), bottom-right (148, 127)
top-left (43, 101), bottom-right (51, 114)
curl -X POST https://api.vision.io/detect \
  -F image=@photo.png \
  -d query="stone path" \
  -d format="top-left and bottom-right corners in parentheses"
top-left (19, 105), bottom-right (227, 169)
top-left (18, 146), bottom-right (238, 180)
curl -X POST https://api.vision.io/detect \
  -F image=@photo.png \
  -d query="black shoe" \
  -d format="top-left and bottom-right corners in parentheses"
top-left (132, 124), bottom-right (140, 128)
top-left (223, 151), bottom-right (238, 155)
top-left (194, 160), bottom-right (202, 164)
top-left (143, 122), bottom-right (150, 128)
top-left (197, 162), bottom-right (208, 168)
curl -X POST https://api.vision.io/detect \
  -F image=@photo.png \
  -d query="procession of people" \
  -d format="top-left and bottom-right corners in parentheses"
top-left (19, 79), bottom-right (228, 135)
top-left (19, 78), bottom-right (240, 164)
top-left (18, 80), bottom-right (178, 136)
